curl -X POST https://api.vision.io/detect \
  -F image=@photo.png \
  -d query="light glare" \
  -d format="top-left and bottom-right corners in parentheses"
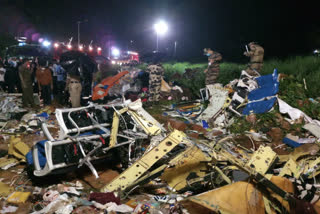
top-left (111, 48), bottom-right (120, 57)
top-left (154, 21), bottom-right (168, 35)
top-left (42, 40), bottom-right (51, 47)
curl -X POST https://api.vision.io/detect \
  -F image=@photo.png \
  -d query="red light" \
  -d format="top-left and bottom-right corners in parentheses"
top-left (54, 43), bottom-right (59, 48)
top-left (67, 44), bottom-right (72, 49)
top-left (89, 46), bottom-right (93, 51)
top-left (97, 47), bottom-right (102, 51)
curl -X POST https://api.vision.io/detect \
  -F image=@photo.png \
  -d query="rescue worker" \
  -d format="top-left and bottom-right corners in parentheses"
top-left (18, 58), bottom-right (35, 108)
top-left (244, 42), bottom-right (264, 76)
top-left (65, 74), bottom-right (82, 108)
top-left (203, 48), bottom-right (222, 86)
top-left (146, 63), bottom-right (164, 102)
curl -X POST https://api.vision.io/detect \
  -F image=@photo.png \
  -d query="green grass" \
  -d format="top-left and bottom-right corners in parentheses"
top-left (261, 56), bottom-right (320, 98)
top-left (159, 61), bottom-right (245, 98)
top-left (154, 56), bottom-right (320, 99)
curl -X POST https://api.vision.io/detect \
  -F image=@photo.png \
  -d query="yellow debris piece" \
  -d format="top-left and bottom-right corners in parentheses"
top-left (0, 157), bottom-right (18, 169)
top-left (7, 192), bottom-right (31, 203)
top-left (161, 145), bottom-right (210, 191)
top-left (160, 78), bottom-right (171, 92)
top-left (246, 146), bottom-right (277, 175)
top-left (183, 176), bottom-right (293, 214)
top-left (0, 182), bottom-right (14, 197)
top-left (279, 158), bottom-right (303, 178)
top-left (8, 137), bottom-right (30, 161)
top-left (101, 130), bottom-right (186, 192)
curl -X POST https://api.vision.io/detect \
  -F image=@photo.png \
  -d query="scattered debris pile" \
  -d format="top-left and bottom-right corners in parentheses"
top-left (0, 93), bottom-right (27, 121)
top-left (1, 68), bottom-right (320, 213)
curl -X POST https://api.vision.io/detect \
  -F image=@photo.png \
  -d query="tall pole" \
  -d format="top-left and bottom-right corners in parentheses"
top-left (77, 21), bottom-right (80, 47)
top-left (156, 32), bottom-right (159, 52)
top-left (174, 41), bottom-right (177, 57)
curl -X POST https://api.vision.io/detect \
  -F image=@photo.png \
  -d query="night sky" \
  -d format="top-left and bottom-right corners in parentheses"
top-left (1, 0), bottom-right (319, 61)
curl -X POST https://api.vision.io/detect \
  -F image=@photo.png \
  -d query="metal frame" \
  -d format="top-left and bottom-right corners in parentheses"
top-left (32, 99), bottom-right (165, 177)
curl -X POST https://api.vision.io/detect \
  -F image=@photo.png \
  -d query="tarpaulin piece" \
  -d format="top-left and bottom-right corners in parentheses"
top-left (92, 71), bottom-right (129, 100)
top-left (242, 97), bottom-right (277, 115)
top-left (26, 140), bottom-right (47, 168)
top-left (283, 137), bottom-right (302, 148)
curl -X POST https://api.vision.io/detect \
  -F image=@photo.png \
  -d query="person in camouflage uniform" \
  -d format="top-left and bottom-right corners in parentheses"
top-left (146, 64), bottom-right (164, 102)
top-left (244, 42), bottom-right (264, 76)
top-left (203, 48), bottom-right (222, 85)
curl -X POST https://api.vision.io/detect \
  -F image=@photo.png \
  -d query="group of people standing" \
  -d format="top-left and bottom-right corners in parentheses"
top-left (0, 42), bottom-right (264, 108)
top-left (0, 58), bottom-right (68, 108)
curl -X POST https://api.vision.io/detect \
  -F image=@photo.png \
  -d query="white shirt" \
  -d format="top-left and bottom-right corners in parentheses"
top-left (0, 68), bottom-right (6, 82)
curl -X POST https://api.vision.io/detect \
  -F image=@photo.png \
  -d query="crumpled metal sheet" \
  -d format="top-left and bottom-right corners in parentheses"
top-left (278, 98), bottom-right (320, 126)
top-left (246, 146), bottom-right (277, 175)
top-left (303, 123), bottom-right (320, 138)
top-left (183, 176), bottom-right (294, 214)
top-left (198, 84), bottom-right (229, 122)
top-left (161, 145), bottom-right (210, 191)
top-left (0, 93), bottom-right (27, 120)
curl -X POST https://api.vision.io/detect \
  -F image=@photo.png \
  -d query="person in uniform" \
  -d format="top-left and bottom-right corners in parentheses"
top-left (203, 48), bottom-right (222, 86)
top-left (244, 42), bottom-right (264, 76)
top-left (65, 74), bottom-right (82, 108)
top-left (18, 59), bottom-right (35, 108)
top-left (146, 63), bottom-right (164, 102)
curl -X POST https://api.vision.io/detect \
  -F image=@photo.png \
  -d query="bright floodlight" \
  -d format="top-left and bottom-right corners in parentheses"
top-left (54, 43), bottom-right (59, 48)
top-left (67, 44), bottom-right (72, 49)
top-left (42, 40), bottom-right (51, 47)
top-left (97, 47), bottom-right (102, 51)
top-left (112, 48), bottom-right (120, 57)
top-left (154, 21), bottom-right (168, 35)
top-left (89, 46), bottom-right (93, 51)
top-left (79, 45), bottom-right (83, 51)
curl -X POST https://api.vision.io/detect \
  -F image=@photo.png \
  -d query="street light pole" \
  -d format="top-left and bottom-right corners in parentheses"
top-left (77, 20), bottom-right (87, 47)
top-left (154, 20), bottom-right (168, 53)
top-left (174, 41), bottom-right (177, 57)
top-left (77, 21), bottom-right (81, 47)
top-left (156, 32), bottom-right (159, 52)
